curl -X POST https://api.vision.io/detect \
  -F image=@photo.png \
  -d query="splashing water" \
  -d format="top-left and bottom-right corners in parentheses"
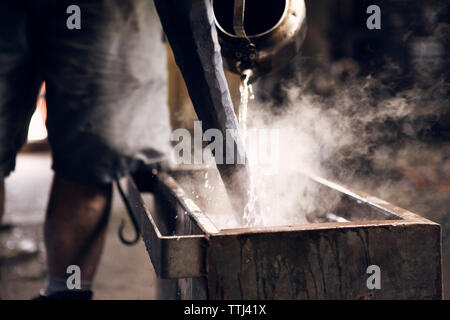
top-left (238, 74), bottom-right (254, 147)
top-left (238, 73), bottom-right (261, 226)
top-left (243, 183), bottom-right (259, 226)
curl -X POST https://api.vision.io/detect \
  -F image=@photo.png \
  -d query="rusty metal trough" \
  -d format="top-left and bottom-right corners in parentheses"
top-left (118, 169), bottom-right (442, 300)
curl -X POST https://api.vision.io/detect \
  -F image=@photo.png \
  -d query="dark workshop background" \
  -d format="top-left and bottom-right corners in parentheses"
top-left (0, 0), bottom-right (449, 299)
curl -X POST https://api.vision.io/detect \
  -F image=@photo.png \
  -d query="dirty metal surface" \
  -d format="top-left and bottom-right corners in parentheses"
top-left (207, 223), bottom-right (441, 299)
top-left (120, 170), bottom-right (442, 300)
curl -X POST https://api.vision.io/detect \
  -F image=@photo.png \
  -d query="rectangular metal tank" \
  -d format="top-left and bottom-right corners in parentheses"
top-left (119, 169), bottom-right (442, 300)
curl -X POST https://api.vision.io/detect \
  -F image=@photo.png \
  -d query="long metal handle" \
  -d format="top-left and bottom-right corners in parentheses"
top-left (154, 0), bottom-right (253, 219)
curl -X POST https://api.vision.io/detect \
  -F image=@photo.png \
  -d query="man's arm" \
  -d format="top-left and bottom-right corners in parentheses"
top-left (154, 0), bottom-right (250, 223)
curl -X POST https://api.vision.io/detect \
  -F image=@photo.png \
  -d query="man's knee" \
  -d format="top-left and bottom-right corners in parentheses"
top-left (46, 175), bottom-right (112, 226)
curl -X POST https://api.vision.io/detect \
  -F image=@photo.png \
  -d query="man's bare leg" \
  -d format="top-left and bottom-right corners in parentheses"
top-left (44, 174), bottom-right (112, 283)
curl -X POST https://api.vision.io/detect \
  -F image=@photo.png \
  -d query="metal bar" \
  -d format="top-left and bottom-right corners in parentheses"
top-left (153, 0), bottom-right (252, 222)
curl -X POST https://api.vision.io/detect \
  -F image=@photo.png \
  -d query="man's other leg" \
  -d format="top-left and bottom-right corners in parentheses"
top-left (0, 1), bottom-right (42, 232)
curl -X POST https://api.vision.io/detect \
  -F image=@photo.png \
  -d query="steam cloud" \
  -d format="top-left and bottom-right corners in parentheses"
top-left (176, 10), bottom-right (449, 230)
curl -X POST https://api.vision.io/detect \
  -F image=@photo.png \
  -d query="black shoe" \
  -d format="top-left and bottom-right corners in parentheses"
top-left (33, 290), bottom-right (93, 300)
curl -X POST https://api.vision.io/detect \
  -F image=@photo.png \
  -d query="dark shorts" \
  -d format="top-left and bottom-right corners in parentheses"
top-left (0, 0), bottom-right (172, 184)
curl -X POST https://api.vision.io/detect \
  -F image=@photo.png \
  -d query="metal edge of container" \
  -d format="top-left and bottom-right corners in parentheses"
top-left (117, 176), bottom-right (209, 279)
top-left (118, 170), bottom-right (441, 284)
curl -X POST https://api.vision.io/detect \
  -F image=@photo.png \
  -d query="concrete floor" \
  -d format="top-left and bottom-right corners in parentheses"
top-left (0, 151), bottom-right (169, 300)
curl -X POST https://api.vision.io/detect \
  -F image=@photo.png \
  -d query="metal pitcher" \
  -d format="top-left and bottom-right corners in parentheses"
top-left (212, 0), bottom-right (307, 82)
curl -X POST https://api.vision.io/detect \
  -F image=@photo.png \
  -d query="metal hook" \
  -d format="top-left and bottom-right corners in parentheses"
top-left (116, 178), bottom-right (140, 246)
